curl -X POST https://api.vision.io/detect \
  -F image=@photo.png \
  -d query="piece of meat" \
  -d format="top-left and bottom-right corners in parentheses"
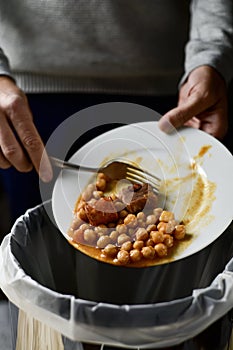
top-left (84, 197), bottom-right (119, 226)
top-left (119, 183), bottom-right (158, 213)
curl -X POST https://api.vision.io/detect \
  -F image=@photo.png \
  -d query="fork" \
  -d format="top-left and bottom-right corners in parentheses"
top-left (50, 156), bottom-right (161, 194)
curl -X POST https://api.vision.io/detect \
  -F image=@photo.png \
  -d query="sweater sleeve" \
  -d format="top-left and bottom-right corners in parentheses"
top-left (0, 47), bottom-right (15, 80)
top-left (180, 0), bottom-right (233, 86)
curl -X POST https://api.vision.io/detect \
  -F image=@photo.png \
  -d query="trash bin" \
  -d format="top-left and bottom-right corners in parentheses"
top-left (0, 201), bottom-right (233, 350)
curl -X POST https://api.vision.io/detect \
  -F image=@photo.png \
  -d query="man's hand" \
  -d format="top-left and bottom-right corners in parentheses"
top-left (158, 66), bottom-right (228, 139)
top-left (0, 76), bottom-right (52, 181)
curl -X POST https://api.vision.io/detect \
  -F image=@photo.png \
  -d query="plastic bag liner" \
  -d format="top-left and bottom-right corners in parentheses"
top-left (0, 201), bottom-right (233, 349)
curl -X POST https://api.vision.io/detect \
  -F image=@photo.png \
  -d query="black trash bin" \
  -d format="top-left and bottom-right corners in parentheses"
top-left (0, 201), bottom-right (233, 350)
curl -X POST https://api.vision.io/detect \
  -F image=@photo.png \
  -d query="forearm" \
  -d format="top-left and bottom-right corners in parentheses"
top-left (180, 0), bottom-right (233, 86)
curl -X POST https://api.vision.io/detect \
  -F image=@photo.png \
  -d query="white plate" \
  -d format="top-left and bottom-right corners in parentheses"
top-left (52, 119), bottom-right (233, 263)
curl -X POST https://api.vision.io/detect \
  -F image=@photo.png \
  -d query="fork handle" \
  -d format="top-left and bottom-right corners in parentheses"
top-left (50, 156), bottom-right (98, 173)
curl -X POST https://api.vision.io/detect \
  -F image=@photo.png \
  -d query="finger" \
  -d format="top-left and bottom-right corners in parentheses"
top-left (197, 111), bottom-right (228, 139)
top-left (0, 113), bottom-right (33, 172)
top-left (7, 98), bottom-right (53, 182)
top-left (158, 95), bottom-right (210, 133)
top-left (39, 147), bottom-right (53, 183)
top-left (184, 117), bottom-right (201, 129)
top-left (17, 120), bottom-right (53, 181)
top-left (0, 147), bottom-right (11, 169)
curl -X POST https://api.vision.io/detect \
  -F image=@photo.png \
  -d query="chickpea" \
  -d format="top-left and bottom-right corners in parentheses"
top-left (98, 229), bottom-right (109, 237)
top-left (81, 190), bottom-right (90, 202)
top-left (99, 224), bottom-right (108, 229)
top-left (81, 183), bottom-right (96, 201)
top-left (165, 220), bottom-right (176, 234)
top-left (121, 241), bottom-right (133, 251)
top-left (89, 199), bottom-right (98, 208)
top-left (153, 207), bottom-right (163, 214)
top-left (133, 240), bottom-right (144, 250)
top-left (117, 233), bottom-right (131, 246)
top-left (174, 225), bottom-right (186, 240)
top-left (141, 246), bottom-right (155, 259)
top-left (103, 244), bottom-right (118, 257)
top-left (97, 172), bottom-right (107, 180)
top-left (109, 230), bottom-right (119, 242)
top-left (163, 234), bottom-right (174, 248)
top-left (130, 249), bottom-right (142, 262)
top-left (159, 210), bottom-right (174, 222)
top-left (94, 224), bottom-right (107, 233)
top-left (128, 228), bottom-right (135, 237)
top-left (137, 212), bottom-right (146, 221)
top-left (135, 228), bottom-right (148, 241)
top-left (97, 235), bottom-right (112, 248)
top-left (117, 250), bottom-right (130, 265)
top-left (70, 217), bottom-right (82, 230)
top-left (153, 208), bottom-right (163, 222)
top-left (150, 230), bottom-right (164, 244)
top-left (146, 224), bottom-right (157, 233)
top-left (96, 178), bottom-right (106, 191)
top-left (170, 218), bottom-right (179, 226)
top-left (119, 209), bottom-right (128, 218)
top-left (80, 223), bottom-right (90, 231)
top-left (93, 190), bottom-right (104, 199)
top-left (157, 221), bottom-right (175, 233)
top-left (157, 222), bottom-right (167, 233)
top-left (108, 222), bottom-right (116, 228)
top-left (146, 238), bottom-right (155, 247)
top-left (83, 229), bottom-right (97, 244)
top-left (72, 228), bottom-right (83, 243)
top-left (124, 214), bottom-right (137, 227)
top-left (146, 214), bottom-right (157, 225)
top-left (115, 201), bottom-right (125, 212)
top-left (138, 221), bottom-right (146, 228)
top-left (154, 243), bottom-right (168, 257)
top-left (116, 224), bottom-right (127, 234)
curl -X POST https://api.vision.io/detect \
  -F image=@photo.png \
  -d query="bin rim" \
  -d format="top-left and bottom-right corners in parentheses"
top-left (0, 206), bottom-right (233, 348)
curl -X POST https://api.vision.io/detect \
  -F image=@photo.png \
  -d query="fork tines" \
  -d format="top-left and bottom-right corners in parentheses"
top-left (125, 166), bottom-right (160, 195)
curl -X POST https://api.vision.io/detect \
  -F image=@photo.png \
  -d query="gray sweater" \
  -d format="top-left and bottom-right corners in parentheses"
top-left (0, 0), bottom-right (233, 95)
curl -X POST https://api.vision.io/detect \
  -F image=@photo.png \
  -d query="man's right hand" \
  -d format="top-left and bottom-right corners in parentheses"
top-left (0, 76), bottom-right (52, 182)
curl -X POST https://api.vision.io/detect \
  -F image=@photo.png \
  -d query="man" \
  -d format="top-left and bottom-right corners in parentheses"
top-left (0, 0), bottom-right (232, 220)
